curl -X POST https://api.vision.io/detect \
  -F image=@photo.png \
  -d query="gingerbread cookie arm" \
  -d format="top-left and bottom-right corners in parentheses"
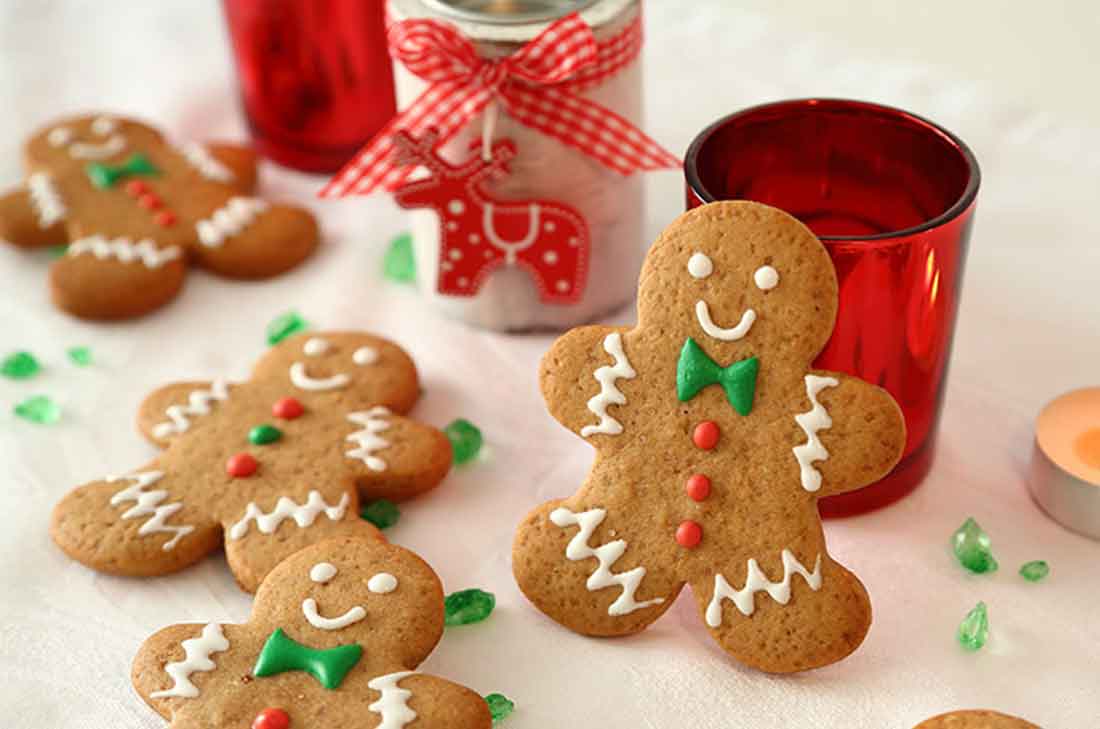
top-left (0, 183), bottom-right (68, 248)
top-left (343, 410), bottom-right (453, 503)
top-left (137, 380), bottom-right (233, 448)
top-left (132, 622), bottom-right (236, 719)
top-left (366, 672), bottom-right (492, 729)
top-left (189, 201), bottom-right (319, 280)
top-left (203, 143), bottom-right (259, 193)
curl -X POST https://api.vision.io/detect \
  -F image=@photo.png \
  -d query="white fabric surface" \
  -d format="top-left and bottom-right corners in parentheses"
top-left (1, 2), bottom-right (1099, 727)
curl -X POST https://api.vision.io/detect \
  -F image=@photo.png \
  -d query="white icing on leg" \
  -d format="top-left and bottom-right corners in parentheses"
top-left (793, 375), bottom-right (840, 492)
top-left (108, 471), bottom-right (194, 551)
top-left (68, 236), bottom-right (182, 269)
top-left (705, 550), bottom-right (823, 626)
top-left (346, 407), bottom-right (391, 471)
top-left (149, 623), bottom-right (229, 699)
top-left (549, 507), bottom-right (665, 616)
top-left (580, 332), bottom-right (636, 438)
top-left (228, 491), bottom-right (349, 540)
top-left (26, 172), bottom-right (66, 227)
top-left (151, 380), bottom-right (230, 439)
top-left (368, 671), bottom-right (417, 729)
top-left (196, 197), bottom-right (269, 248)
top-left (178, 142), bottom-right (234, 183)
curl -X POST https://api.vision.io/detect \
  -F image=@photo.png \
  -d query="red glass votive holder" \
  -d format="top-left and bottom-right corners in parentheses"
top-left (685, 99), bottom-right (980, 517)
top-left (222, 0), bottom-right (396, 173)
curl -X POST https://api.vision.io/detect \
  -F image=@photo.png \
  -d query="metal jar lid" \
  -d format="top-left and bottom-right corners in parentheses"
top-left (1028, 387), bottom-right (1100, 540)
top-left (420, 0), bottom-right (599, 24)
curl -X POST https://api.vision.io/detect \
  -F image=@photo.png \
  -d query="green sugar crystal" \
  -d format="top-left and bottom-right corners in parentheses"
top-left (444, 588), bottom-right (495, 626)
top-left (1019, 560), bottom-right (1050, 582)
top-left (484, 693), bottom-right (515, 725)
top-left (266, 310), bottom-right (308, 345)
top-left (360, 499), bottom-right (400, 529)
top-left (383, 232), bottom-right (416, 283)
top-left (957, 601), bottom-right (989, 651)
top-left (14, 395), bottom-right (60, 424)
top-left (2, 351), bottom-right (41, 379)
top-left (445, 418), bottom-right (483, 465)
top-left (952, 517), bottom-right (998, 574)
top-left (67, 346), bottom-right (92, 366)
top-left (249, 424), bottom-right (282, 445)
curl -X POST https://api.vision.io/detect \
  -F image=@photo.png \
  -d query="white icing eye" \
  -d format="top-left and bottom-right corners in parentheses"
top-left (687, 252), bottom-right (713, 279)
top-left (303, 337), bottom-right (330, 356)
top-left (353, 346), bottom-right (378, 366)
top-left (310, 562), bottom-right (337, 584)
top-left (48, 127), bottom-right (72, 147)
top-left (754, 265), bottom-right (779, 291)
top-left (92, 117), bottom-right (117, 136)
top-left (368, 572), bottom-right (398, 594)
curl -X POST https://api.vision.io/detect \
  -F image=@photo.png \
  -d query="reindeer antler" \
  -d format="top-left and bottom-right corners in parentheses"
top-left (391, 129), bottom-right (442, 170)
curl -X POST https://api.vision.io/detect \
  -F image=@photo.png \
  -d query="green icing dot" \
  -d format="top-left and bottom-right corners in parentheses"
top-left (445, 588), bottom-right (495, 626)
top-left (1019, 560), bottom-right (1050, 582)
top-left (2, 351), bottom-right (41, 379)
top-left (951, 517), bottom-right (998, 574)
top-left (360, 499), bottom-right (400, 529)
top-left (445, 418), bottom-right (482, 465)
top-left (249, 424), bottom-right (282, 445)
top-left (266, 310), bottom-right (309, 345)
top-left (383, 231), bottom-right (416, 283)
top-left (14, 395), bottom-right (60, 424)
top-left (484, 693), bottom-right (515, 724)
top-left (957, 601), bottom-right (989, 651)
top-left (47, 244), bottom-right (68, 259)
top-left (67, 346), bottom-right (92, 366)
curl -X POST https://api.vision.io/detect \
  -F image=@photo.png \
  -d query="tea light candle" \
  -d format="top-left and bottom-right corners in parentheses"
top-left (1029, 387), bottom-right (1100, 539)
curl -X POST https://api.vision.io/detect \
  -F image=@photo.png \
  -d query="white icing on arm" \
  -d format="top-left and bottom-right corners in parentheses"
top-left (228, 491), bottom-right (349, 540)
top-left (580, 332), bottom-right (636, 438)
top-left (196, 197), bottom-right (268, 248)
top-left (150, 623), bottom-right (229, 699)
top-left (151, 380), bottom-right (229, 439)
top-left (108, 471), bottom-right (194, 551)
top-left (26, 172), bottom-right (66, 227)
top-left (68, 236), bottom-right (182, 269)
top-left (178, 142), bottom-right (234, 182)
top-left (368, 671), bottom-right (418, 729)
top-left (705, 550), bottom-right (822, 626)
top-left (346, 407), bottom-right (391, 471)
top-left (793, 374), bottom-right (839, 492)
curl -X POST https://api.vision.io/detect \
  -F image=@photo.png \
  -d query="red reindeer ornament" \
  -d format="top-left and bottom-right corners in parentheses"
top-left (391, 130), bottom-right (590, 304)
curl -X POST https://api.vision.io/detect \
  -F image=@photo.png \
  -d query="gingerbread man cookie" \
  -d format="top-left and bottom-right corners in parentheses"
top-left (913, 710), bottom-right (1041, 728)
top-left (0, 113), bottom-right (318, 319)
top-left (513, 201), bottom-right (906, 673)
top-left (51, 331), bottom-right (451, 591)
top-left (132, 537), bottom-right (491, 729)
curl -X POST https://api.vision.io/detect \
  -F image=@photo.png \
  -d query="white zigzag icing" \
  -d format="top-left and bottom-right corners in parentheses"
top-left (580, 332), bottom-right (636, 437)
top-left (196, 197), bottom-right (268, 248)
top-left (152, 380), bottom-right (230, 440)
top-left (68, 235), bottom-right (182, 269)
top-left (705, 550), bottom-right (823, 626)
top-left (228, 490), bottom-right (350, 540)
top-left (178, 142), bottom-right (234, 183)
top-left (108, 471), bottom-right (194, 551)
top-left (368, 671), bottom-right (417, 729)
top-left (550, 507), bottom-right (665, 616)
top-left (150, 623), bottom-right (229, 699)
top-left (793, 374), bottom-right (839, 492)
top-left (27, 172), bottom-right (66, 227)
top-left (346, 407), bottom-right (391, 472)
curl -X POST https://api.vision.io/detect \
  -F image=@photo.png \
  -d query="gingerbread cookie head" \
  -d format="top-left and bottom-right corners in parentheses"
top-left (25, 114), bottom-right (163, 174)
top-left (133, 538), bottom-right (491, 729)
top-left (913, 710), bottom-right (1041, 729)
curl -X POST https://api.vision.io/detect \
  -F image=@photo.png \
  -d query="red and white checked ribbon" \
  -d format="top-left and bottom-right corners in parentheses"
top-left (320, 12), bottom-right (678, 198)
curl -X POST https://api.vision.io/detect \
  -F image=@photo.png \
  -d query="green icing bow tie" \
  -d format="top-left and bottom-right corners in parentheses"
top-left (86, 153), bottom-right (158, 189)
top-left (676, 338), bottom-right (759, 415)
top-left (253, 628), bottom-right (363, 690)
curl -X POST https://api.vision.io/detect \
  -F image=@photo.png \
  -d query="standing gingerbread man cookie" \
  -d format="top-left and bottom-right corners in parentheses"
top-left (513, 201), bottom-right (906, 673)
top-left (51, 331), bottom-right (452, 591)
top-left (132, 537), bottom-right (491, 729)
top-left (0, 113), bottom-right (318, 319)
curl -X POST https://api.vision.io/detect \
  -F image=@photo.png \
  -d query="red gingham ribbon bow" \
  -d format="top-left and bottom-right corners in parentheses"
top-left (320, 12), bottom-right (679, 198)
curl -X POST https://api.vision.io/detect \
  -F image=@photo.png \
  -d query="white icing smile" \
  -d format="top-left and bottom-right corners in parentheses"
top-left (288, 337), bottom-right (379, 392)
top-left (695, 301), bottom-right (757, 341)
top-left (688, 252), bottom-right (781, 342)
top-left (302, 597), bottom-right (366, 631)
top-left (69, 135), bottom-right (127, 160)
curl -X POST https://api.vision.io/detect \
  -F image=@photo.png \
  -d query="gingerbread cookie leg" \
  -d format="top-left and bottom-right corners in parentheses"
top-left (513, 499), bottom-right (680, 637)
top-left (49, 241), bottom-right (187, 320)
top-left (345, 411), bottom-right (453, 503)
top-left (0, 182), bottom-right (67, 248)
top-left (190, 200), bottom-right (319, 279)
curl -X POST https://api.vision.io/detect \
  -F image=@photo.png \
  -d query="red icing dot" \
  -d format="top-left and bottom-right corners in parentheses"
top-left (124, 179), bottom-right (148, 196)
top-left (685, 474), bottom-right (711, 502)
top-left (252, 708), bottom-right (290, 729)
top-left (154, 210), bottom-right (177, 227)
top-left (692, 421), bottom-right (720, 450)
top-left (675, 520), bottom-right (703, 549)
top-left (272, 397), bottom-right (304, 420)
top-left (226, 452), bottom-right (258, 478)
top-left (138, 193), bottom-right (162, 210)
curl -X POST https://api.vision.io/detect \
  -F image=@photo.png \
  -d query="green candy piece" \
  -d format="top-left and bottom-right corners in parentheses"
top-left (676, 338), bottom-right (758, 415)
top-left (249, 424), bottom-right (283, 445)
top-left (2, 351), bottom-right (41, 379)
top-left (383, 231), bottom-right (417, 283)
top-left (47, 244), bottom-right (68, 259)
top-left (86, 153), bottom-right (158, 188)
top-left (67, 346), bottom-right (92, 366)
top-left (444, 588), bottom-right (495, 626)
top-left (253, 628), bottom-right (362, 690)
top-left (951, 517), bottom-right (998, 574)
top-left (14, 395), bottom-right (60, 424)
top-left (484, 693), bottom-right (515, 725)
top-left (360, 499), bottom-right (400, 529)
top-left (957, 601), bottom-right (989, 651)
top-left (445, 418), bottom-right (483, 465)
top-left (266, 310), bottom-right (309, 345)
top-left (1019, 560), bottom-right (1050, 582)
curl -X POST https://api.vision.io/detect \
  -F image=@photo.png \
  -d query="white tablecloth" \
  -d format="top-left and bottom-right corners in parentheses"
top-left (1, 2), bottom-right (1098, 727)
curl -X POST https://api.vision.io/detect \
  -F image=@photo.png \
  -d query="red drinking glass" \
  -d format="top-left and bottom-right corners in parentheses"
top-left (222, 0), bottom-right (395, 173)
top-left (685, 99), bottom-right (980, 517)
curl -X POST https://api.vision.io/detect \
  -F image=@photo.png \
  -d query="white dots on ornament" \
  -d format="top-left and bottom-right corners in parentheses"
top-left (543, 221), bottom-right (557, 233)
top-left (303, 337), bottom-right (330, 356)
top-left (353, 346), bottom-right (378, 366)
top-left (483, 250), bottom-right (493, 259)
top-left (449, 249), bottom-right (463, 261)
top-left (48, 127), bottom-right (72, 147)
top-left (92, 117), bottom-right (117, 136)
top-left (754, 265), bottom-right (779, 291)
top-left (368, 572), bottom-right (398, 594)
top-left (555, 279), bottom-right (570, 293)
top-left (468, 233), bottom-right (480, 244)
top-left (687, 252), bottom-right (713, 279)
top-left (310, 562), bottom-right (338, 584)
top-left (568, 236), bottom-right (580, 247)
top-left (543, 250), bottom-right (559, 265)
top-left (457, 276), bottom-right (470, 287)
top-left (445, 221), bottom-right (459, 232)
top-left (448, 199), bottom-right (466, 216)
top-left (441, 261), bottom-right (454, 272)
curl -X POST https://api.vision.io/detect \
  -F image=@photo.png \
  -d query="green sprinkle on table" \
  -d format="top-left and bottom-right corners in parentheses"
top-left (484, 693), bottom-right (515, 724)
top-left (445, 418), bottom-right (483, 465)
top-left (2, 351), bottom-right (41, 379)
top-left (67, 346), bottom-right (92, 366)
top-left (445, 588), bottom-right (495, 626)
top-left (360, 499), bottom-right (400, 529)
top-left (1019, 560), bottom-right (1050, 582)
top-left (14, 395), bottom-right (60, 424)
top-left (957, 601), bottom-right (989, 651)
top-left (266, 310), bottom-right (308, 345)
top-left (384, 232), bottom-right (416, 283)
top-left (952, 517), bottom-right (998, 574)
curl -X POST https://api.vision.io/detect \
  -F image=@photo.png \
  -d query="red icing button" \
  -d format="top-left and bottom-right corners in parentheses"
top-left (272, 397), bottom-right (304, 420)
top-left (676, 520), bottom-right (703, 549)
top-left (138, 193), bottom-right (162, 210)
top-left (154, 210), bottom-right (177, 227)
top-left (692, 421), bottom-right (720, 450)
top-left (124, 179), bottom-right (148, 196)
top-left (252, 708), bottom-right (290, 729)
top-left (685, 474), bottom-right (712, 502)
top-left (226, 452), bottom-right (258, 478)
